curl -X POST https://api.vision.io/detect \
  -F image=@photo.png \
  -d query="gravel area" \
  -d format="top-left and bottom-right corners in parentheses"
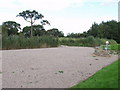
top-left (2, 46), bottom-right (118, 88)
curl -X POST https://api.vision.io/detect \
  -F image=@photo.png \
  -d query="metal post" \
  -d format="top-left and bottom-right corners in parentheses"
top-left (106, 41), bottom-right (109, 51)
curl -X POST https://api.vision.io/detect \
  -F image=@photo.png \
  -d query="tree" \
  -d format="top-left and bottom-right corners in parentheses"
top-left (0, 25), bottom-right (2, 35)
top-left (118, 22), bottom-right (120, 43)
top-left (23, 25), bottom-right (45, 37)
top-left (47, 28), bottom-right (64, 37)
top-left (86, 20), bottom-right (119, 43)
top-left (17, 10), bottom-right (50, 37)
top-left (87, 22), bottom-right (99, 37)
top-left (33, 25), bottom-right (46, 36)
top-left (2, 21), bottom-right (21, 36)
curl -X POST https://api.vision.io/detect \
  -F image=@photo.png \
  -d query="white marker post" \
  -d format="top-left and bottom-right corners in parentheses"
top-left (106, 41), bottom-right (109, 50)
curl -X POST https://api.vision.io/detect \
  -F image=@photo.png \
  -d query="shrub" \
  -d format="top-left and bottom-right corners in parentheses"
top-left (2, 35), bottom-right (58, 50)
top-left (59, 37), bottom-right (117, 47)
top-left (110, 44), bottom-right (120, 50)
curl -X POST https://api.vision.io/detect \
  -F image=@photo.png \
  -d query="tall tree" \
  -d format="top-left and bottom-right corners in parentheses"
top-left (23, 25), bottom-right (45, 37)
top-left (0, 25), bottom-right (2, 35)
top-left (87, 22), bottom-right (99, 37)
top-left (86, 20), bottom-right (119, 43)
top-left (2, 21), bottom-right (21, 36)
top-left (17, 10), bottom-right (50, 37)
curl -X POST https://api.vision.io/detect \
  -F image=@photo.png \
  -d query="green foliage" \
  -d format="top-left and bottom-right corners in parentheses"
top-left (59, 38), bottom-right (82, 46)
top-left (67, 20), bottom-right (119, 43)
top-left (22, 26), bottom-right (64, 37)
top-left (17, 10), bottom-right (50, 37)
top-left (2, 36), bottom-right (58, 50)
top-left (23, 25), bottom-right (45, 37)
top-left (2, 21), bottom-right (21, 36)
top-left (58, 71), bottom-right (64, 73)
top-left (59, 37), bottom-right (117, 47)
top-left (84, 36), bottom-right (96, 46)
top-left (87, 20), bottom-right (119, 43)
top-left (67, 32), bottom-right (88, 38)
top-left (47, 28), bottom-right (64, 37)
top-left (17, 10), bottom-right (44, 21)
top-left (101, 44), bottom-right (120, 50)
top-left (71, 60), bottom-right (119, 88)
top-left (110, 44), bottom-right (120, 50)
top-left (0, 25), bottom-right (2, 34)
top-left (110, 44), bottom-right (118, 50)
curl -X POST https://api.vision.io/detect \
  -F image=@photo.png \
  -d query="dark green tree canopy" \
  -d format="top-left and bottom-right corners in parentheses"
top-left (2, 21), bottom-right (21, 36)
top-left (0, 25), bottom-right (2, 35)
top-left (17, 10), bottom-right (44, 24)
top-left (23, 25), bottom-right (45, 37)
top-left (41, 20), bottom-right (50, 25)
top-left (66, 20), bottom-right (119, 43)
top-left (87, 20), bottom-right (119, 42)
top-left (47, 28), bottom-right (64, 37)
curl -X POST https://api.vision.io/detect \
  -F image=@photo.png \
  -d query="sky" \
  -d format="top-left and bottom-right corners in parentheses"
top-left (0, 0), bottom-right (118, 35)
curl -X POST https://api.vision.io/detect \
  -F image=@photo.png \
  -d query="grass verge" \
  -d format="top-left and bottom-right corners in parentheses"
top-left (71, 59), bottom-right (119, 88)
top-left (101, 44), bottom-right (120, 50)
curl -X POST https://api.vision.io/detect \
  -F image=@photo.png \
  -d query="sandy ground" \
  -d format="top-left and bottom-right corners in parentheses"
top-left (1, 46), bottom-right (118, 88)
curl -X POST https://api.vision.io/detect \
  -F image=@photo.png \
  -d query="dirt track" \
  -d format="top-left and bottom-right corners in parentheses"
top-left (2, 46), bottom-right (118, 88)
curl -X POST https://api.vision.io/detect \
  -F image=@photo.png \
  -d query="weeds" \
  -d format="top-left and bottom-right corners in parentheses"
top-left (58, 71), bottom-right (64, 73)
top-left (59, 36), bottom-right (117, 47)
top-left (2, 35), bottom-right (58, 50)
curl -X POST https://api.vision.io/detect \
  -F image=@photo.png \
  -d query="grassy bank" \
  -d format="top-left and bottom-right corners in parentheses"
top-left (71, 59), bottom-right (119, 88)
top-left (2, 36), bottom-right (58, 50)
top-left (59, 36), bottom-right (117, 47)
top-left (101, 44), bottom-right (120, 50)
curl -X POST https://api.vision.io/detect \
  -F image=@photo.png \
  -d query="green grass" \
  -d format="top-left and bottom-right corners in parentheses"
top-left (71, 59), bottom-right (119, 88)
top-left (102, 44), bottom-right (120, 50)
top-left (110, 44), bottom-right (120, 50)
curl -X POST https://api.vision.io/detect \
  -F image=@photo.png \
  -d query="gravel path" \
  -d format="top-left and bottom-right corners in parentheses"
top-left (2, 47), bottom-right (118, 88)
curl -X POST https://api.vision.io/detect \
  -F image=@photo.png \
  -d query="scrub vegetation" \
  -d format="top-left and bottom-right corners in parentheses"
top-left (0, 10), bottom-right (119, 50)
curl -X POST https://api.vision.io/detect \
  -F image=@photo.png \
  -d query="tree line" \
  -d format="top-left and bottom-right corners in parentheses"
top-left (2, 10), bottom-right (64, 37)
top-left (2, 21), bottom-right (64, 37)
top-left (67, 20), bottom-right (119, 43)
top-left (1, 10), bottom-right (119, 43)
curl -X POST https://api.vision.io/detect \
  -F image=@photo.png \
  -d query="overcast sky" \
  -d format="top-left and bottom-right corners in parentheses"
top-left (0, 0), bottom-right (118, 35)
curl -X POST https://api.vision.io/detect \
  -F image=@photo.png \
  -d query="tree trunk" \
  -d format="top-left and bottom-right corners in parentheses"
top-left (31, 23), bottom-right (33, 37)
top-left (30, 19), bottom-right (33, 37)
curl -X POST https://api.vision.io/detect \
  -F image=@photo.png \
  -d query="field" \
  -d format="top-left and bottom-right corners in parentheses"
top-left (71, 59), bottom-right (119, 88)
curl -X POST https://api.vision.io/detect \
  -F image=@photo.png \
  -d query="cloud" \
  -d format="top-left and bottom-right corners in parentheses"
top-left (0, 0), bottom-right (118, 11)
top-left (83, 0), bottom-right (118, 2)
top-left (0, 0), bottom-right (117, 35)
top-left (0, 0), bottom-right (83, 11)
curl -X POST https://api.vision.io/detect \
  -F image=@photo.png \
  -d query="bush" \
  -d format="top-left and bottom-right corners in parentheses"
top-left (84, 36), bottom-right (96, 46)
top-left (110, 44), bottom-right (120, 50)
top-left (59, 37), bottom-right (117, 47)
